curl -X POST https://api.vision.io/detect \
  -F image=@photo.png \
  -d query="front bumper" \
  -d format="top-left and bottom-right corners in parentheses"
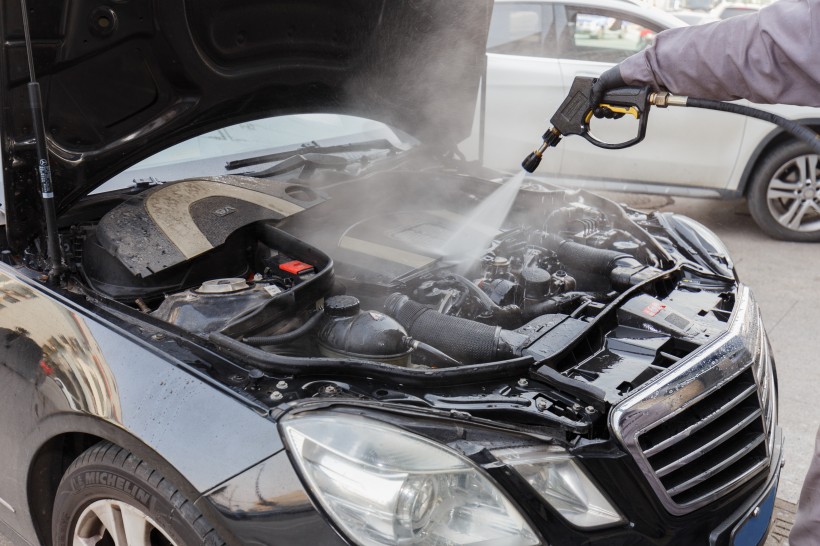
top-left (200, 286), bottom-right (781, 545)
top-left (200, 426), bottom-right (783, 546)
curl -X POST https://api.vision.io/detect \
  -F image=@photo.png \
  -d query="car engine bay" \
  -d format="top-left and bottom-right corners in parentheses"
top-left (59, 168), bottom-right (737, 415)
top-left (0, 0), bottom-right (781, 540)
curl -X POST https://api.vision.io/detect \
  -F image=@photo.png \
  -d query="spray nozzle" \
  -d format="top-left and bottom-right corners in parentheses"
top-left (521, 128), bottom-right (561, 173)
top-left (521, 151), bottom-right (542, 173)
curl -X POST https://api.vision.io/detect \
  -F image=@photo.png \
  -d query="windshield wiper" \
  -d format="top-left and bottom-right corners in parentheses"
top-left (243, 152), bottom-right (350, 179)
top-left (224, 139), bottom-right (400, 170)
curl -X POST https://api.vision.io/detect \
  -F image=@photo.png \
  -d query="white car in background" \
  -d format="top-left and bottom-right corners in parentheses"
top-left (710, 2), bottom-right (761, 19)
top-left (666, 9), bottom-right (718, 25)
top-left (478, 0), bottom-right (820, 241)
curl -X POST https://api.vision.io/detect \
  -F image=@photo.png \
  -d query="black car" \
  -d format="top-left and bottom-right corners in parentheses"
top-left (0, 1), bottom-right (781, 545)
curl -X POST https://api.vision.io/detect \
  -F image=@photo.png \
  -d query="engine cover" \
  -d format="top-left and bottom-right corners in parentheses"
top-left (82, 176), bottom-right (326, 299)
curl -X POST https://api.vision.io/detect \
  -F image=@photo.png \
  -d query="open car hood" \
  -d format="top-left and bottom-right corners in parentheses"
top-left (0, 0), bottom-right (491, 250)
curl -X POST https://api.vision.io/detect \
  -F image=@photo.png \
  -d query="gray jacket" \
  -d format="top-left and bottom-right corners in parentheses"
top-left (619, 0), bottom-right (820, 106)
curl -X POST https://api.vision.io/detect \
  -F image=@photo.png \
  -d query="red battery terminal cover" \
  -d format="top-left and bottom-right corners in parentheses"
top-left (279, 260), bottom-right (314, 275)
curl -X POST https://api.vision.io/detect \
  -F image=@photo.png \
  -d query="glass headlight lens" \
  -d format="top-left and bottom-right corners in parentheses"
top-left (282, 412), bottom-right (541, 546)
top-left (495, 446), bottom-right (624, 529)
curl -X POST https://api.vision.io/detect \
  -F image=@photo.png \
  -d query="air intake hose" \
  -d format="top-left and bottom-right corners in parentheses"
top-left (384, 294), bottom-right (523, 363)
top-left (546, 235), bottom-right (640, 276)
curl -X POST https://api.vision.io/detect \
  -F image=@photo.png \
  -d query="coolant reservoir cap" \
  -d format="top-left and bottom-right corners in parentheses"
top-left (613, 241), bottom-right (640, 252)
top-left (197, 278), bottom-right (249, 294)
top-left (324, 295), bottom-right (361, 317)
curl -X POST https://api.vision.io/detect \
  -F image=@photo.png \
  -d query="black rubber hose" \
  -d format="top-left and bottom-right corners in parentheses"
top-left (208, 331), bottom-right (536, 386)
top-left (447, 273), bottom-right (523, 326)
top-left (450, 273), bottom-right (500, 312)
top-left (522, 292), bottom-right (591, 320)
top-left (243, 311), bottom-right (323, 346)
top-left (546, 235), bottom-right (640, 276)
top-left (686, 98), bottom-right (820, 154)
top-left (385, 293), bottom-right (513, 362)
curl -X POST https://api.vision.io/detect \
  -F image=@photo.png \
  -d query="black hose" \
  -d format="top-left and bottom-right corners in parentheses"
top-left (545, 235), bottom-right (640, 276)
top-left (450, 273), bottom-right (499, 312)
top-left (385, 293), bottom-right (510, 362)
top-left (446, 273), bottom-right (523, 327)
top-left (208, 331), bottom-right (536, 386)
top-left (243, 311), bottom-right (324, 346)
top-left (686, 98), bottom-right (820, 154)
top-left (522, 292), bottom-right (591, 320)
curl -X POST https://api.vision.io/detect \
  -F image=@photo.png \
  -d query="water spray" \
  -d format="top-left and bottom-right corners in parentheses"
top-left (438, 170), bottom-right (527, 262)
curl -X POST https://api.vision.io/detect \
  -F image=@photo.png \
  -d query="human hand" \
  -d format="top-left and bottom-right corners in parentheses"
top-left (591, 66), bottom-right (626, 119)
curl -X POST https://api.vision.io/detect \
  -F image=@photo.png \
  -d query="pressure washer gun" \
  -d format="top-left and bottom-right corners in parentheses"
top-left (522, 75), bottom-right (820, 173)
top-left (522, 75), bottom-right (661, 173)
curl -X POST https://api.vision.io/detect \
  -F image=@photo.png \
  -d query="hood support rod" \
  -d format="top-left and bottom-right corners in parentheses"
top-left (20, 0), bottom-right (64, 280)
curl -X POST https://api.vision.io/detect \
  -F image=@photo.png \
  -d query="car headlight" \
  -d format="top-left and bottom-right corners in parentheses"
top-left (281, 412), bottom-right (541, 546)
top-left (494, 446), bottom-right (624, 528)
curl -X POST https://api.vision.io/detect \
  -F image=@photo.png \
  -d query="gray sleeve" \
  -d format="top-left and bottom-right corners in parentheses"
top-left (791, 425), bottom-right (820, 543)
top-left (618, 0), bottom-right (820, 107)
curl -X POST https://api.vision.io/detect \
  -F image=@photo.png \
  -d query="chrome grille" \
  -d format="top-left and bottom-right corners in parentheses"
top-left (610, 286), bottom-right (776, 516)
top-left (638, 368), bottom-right (767, 506)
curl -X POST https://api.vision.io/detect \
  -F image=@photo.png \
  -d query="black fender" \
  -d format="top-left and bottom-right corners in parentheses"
top-left (0, 263), bottom-right (283, 544)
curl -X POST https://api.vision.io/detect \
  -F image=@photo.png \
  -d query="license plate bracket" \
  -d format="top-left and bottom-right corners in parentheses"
top-left (731, 481), bottom-right (778, 546)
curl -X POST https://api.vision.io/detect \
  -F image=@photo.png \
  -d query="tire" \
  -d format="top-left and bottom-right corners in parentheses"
top-left (748, 140), bottom-right (820, 241)
top-left (53, 442), bottom-right (226, 546)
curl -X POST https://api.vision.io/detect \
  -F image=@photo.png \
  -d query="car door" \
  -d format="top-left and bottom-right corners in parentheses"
top-left (555, 3), bottom-right (747, 190)
top-left (483, 2), bottom-right (566, 174)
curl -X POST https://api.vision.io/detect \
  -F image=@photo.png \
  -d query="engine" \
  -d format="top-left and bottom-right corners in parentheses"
top-left (79, 174), bottom-right (666, 368)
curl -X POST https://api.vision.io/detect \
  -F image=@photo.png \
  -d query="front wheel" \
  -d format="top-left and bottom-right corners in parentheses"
top-left (747, 141), bottom-right (820, 241)
top-left (52, 442), bottom-right (225, 546)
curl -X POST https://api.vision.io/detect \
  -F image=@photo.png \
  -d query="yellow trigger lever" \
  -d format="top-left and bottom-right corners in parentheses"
top-left (585, 104), bottom-right (641, 122)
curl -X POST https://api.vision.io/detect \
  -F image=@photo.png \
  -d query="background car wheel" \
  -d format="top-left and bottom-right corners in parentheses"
top-left (748, 140), bottom-right (820, 241)
top-left (53, 442), bottom-right (225, 546)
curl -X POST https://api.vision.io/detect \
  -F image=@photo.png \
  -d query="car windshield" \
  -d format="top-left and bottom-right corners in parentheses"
top-left (94, 113), bottom-right (412, 194)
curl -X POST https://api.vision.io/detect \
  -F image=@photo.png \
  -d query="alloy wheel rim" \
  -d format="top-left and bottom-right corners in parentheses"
top-left (73, 499), bottom-right (178, 546)
top-left (766, 153), bottom-right (820, 232)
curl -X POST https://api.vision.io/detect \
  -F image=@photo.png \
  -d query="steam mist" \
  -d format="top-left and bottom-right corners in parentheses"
top-left (335, 1), bottom-right (534, 265)
top-left (343, 1), bottom-right (492, 150)
top-left (252, 0), bottom-right (535, 279)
